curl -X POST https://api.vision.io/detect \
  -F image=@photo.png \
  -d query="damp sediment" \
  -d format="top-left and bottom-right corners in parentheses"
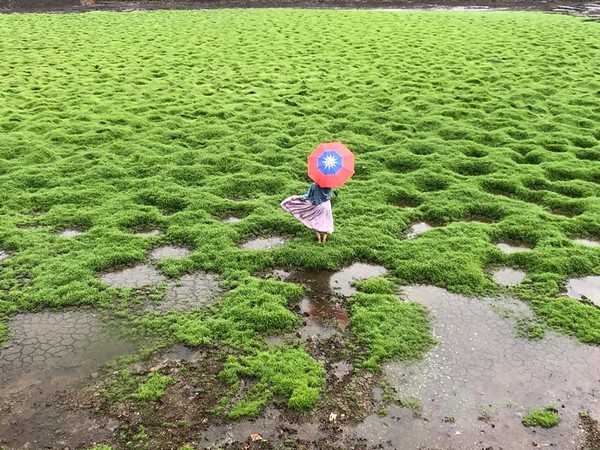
top-left (100, 263), bottom-right (166, 288)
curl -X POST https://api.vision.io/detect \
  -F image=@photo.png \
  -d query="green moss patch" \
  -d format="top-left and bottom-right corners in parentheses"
top-left (522, 407), bottom-right (559, 428)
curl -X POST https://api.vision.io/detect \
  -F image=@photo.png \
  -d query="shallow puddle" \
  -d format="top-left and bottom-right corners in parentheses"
top-left (355, 285), bottom-right (600, 449)
top-left (0, 310), bottom-right (136, 395)
top-left (492, 268), bottom-right (526, 287)
top-left (0, 250), bottom-right (8, 261)
top-left (566, 276), bottom-right (600, 306)
top-left (59, 229), bottom-right (84, 238)
top-left (332, 361), bottom-right (353, 381)
top-left (222, 216), bottom-right (242, 224)
top-left (0, 310), bottom-right (136, 447)
top-left (145, 272), bottom-right (219, 313)
top-left (330, 262), bottom-right (388, 296)
top-left (240, 236), bottom-right (286, 250)
top-left (100, 263), bottom-right (166, 288)
top-left (574, 238), bottom-right (600, 247)
top-left (134, 229), bottom-right (161, 237)
top-left (405, 222), bottom-right (435, 239)
top-left (496, 242), bottom-right (532, 253)
top-left (269, 263), bottom-right (386, 340)
top-left (149, 245), bottom-right (191, 260)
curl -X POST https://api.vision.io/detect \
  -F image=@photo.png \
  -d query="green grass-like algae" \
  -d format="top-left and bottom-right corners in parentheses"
top-left (0, 9), bottom-right (599, 421)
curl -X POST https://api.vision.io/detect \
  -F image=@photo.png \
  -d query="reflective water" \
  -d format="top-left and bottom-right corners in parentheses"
top-left (100, 263), bottom-right (166, 288)
top-left (240, 237), bottom-right (286, 250)
top-left (353, 285), bottom-right (600, 449)
top-left (149, 245), bottom-right (191, 260)
top-left (566, 276), bottom-right (600, 306)
top-left (496, 242), bottom-right (532, 253)
top-left (492, 268), bottom-right (526, 287)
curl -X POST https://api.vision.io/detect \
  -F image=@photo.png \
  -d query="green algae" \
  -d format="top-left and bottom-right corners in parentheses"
top-left (0, 11), bottom-right (599, 425)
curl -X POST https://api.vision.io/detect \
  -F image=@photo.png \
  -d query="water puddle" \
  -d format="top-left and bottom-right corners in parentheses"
top-left (0, 310), bottom-right (136, 448)
top-left (492, 268), bottom-right (526, 287)
top-left (145, 272), bottom-right (219, 313)
top-left (405, 222), bottom-right (436, 239)
top-left (269, 263), bottom-right (386, 340)
top-left (200, 407), bottom-right (326, 447)
top-left (330, 262), bottom-right (388, 296)
top-left (0, 250), bottom-right (8, 261)
top-left (496, 242), bottom-right (532, 253)
top-left (149, 245), bottom-right (191, 260)
top-left (566, 276), bottom-right (600, 306)
top-left (59, 229), bottom-right (84, 238)
top-left (355, 285), bottom-right (600, 449)
top-left (574, 238), bottom-right (600, 247)
top-left (134, 229), bottom-right (161, 237)
top-left (240, 236), bottom-right (286, 250)
top-left (0, 310), bottom-right (136, 396)
top-left (222, 216), bottom-right (242, 224)
top-left (160, 344), bottom-right (204, 362)
top-left (332, 361), bottom-right (353, 381)
top-left (100, 263), bottom-right (166, 288)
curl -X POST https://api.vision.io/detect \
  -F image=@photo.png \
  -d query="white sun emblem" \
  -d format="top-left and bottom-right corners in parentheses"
top-left (323, 154), bottom-right (338, 170)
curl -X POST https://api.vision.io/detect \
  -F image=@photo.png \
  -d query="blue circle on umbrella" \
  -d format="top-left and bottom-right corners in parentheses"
top-left (317, 151), bottom-right (343, 175)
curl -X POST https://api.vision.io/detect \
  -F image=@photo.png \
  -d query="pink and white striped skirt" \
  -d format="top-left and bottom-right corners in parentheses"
top-left (280, 197), bottom-right (334, 234)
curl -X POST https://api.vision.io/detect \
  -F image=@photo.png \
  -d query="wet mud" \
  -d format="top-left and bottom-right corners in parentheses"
top-left (0, 310), bottom-right (136, 448)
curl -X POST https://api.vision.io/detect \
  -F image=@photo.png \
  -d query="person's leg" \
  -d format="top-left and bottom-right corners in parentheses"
top-left (322, 233), bottom-right (328, 243)
top-left (315, 231), bottom-right (322, 243)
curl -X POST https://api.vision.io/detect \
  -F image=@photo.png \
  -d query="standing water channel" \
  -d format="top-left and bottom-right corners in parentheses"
top-left (0, 310), bottom-right (136, 448)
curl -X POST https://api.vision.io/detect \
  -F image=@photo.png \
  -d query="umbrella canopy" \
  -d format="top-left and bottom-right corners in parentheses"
top-left (307, 142), bottom-right (355, 188)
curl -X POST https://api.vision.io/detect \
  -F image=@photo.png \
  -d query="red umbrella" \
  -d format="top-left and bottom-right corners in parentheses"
top-left (307, 142), bottom-right (355, 188)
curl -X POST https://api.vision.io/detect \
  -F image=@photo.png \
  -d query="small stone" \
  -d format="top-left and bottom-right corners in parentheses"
top-left (329, 412), bottom-right (337, 423)
top-left (90, 372), bottom-right (99, 379)
top-left (250, 433), bottom-right (263, 441)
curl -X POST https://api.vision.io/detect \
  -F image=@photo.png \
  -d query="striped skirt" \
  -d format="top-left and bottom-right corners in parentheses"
top-left (281, 197), bottom-right (334, 234)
